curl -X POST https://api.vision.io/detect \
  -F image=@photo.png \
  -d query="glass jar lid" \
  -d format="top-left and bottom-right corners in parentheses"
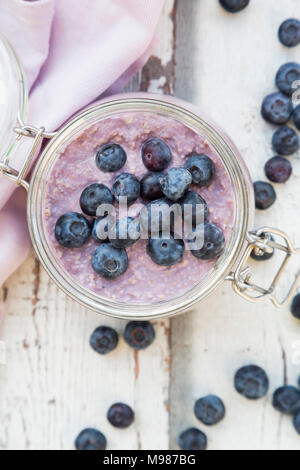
top-left (0, 34), bottom-right (27, 161)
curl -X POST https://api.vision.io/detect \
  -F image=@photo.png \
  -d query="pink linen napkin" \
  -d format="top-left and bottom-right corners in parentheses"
top-left (0, 0), bottom-right (164, 321)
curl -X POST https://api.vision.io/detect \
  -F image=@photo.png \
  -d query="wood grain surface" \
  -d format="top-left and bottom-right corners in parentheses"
top-left (1, 0), bottom-right (300, 450)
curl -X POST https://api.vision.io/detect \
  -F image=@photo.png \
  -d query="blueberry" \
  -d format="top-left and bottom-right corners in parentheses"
top-left (159, 167), bottom-right (192, 201)
top-left (142, 138), bottom-right (172, 172)
top-left (272, 126), bottom-right (299, 155)
top-left (276, 62), bottom-right (300, 97)
top-left (188, 223), bottom-right (225, 260)
top-left (179, 190), bottom-right (208, 227)
top-left (55, 212), bottom-right (91, 248)
top-left (107, 403), bottom-right (134, 428)
top-left (291, 293), bottom-right (300, 320)
top-left (254, 181), bottom-right (276, 210)
top-left (92, 243), bottom-right (128, 280)
top-left (278, 18), bottom-right (300, 48)
top-left (80, 183), bottom-right (113, 217)
top-left (147, 233), bottom-right (185, 266)
top-left (272, 126), bottom-right (299, 156)
top-left (92, 216), bottom-right (111, 243)
top-left (219, 0), bottom-right (249, 13)
top-left (123, 321), bottom-right (155, 350)
top-left (96, 143), bottom-right (127, 172)
top-left (250, 234), bottom-right (275, 261)
top-left (108, 217), bottom-right (140, 249)
top-left (184, 154), bottom-right (215, 187)
top-left (178, 428), bottom-right (207, 451)
top-left (272, 386), bottom-right (300, 415)
top-left (265, 156), bottom-right (292, 184)
top-left (89, 326), bottom-right (119, 355)
top-left (294, 105), bottom-right (300, 131)
top-left (194, 395), bottom-right (225, 426)
top-left (141, 172), bottom-right (164, 201)
top-left (140, 198), bottom-right (181, 235)
top-left (261, 92), bottom-right (293, 125)
top-left (112, 173), bottom-right (140, 206)
top-left (75, 428), bottom-right (106, 450)
top-left (234, 365), bottom-right (269, 399)
top-left (298, 375), bottom-right (300, 389)
top-left (293, 410), bottom-right (300, 435)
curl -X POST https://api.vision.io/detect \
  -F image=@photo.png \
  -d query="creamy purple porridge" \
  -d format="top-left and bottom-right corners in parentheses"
top-left (44, 112), bottom-right (234, 304)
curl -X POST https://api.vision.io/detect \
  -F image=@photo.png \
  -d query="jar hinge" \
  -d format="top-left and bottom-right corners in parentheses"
top-left (0, 115), bottom-right (56, 191)
top-left (227, 227), bottom-right (300, 308)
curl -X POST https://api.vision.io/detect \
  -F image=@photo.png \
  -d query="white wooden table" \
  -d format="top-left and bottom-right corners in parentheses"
top-left (1, 0), bottom-right (300, 450)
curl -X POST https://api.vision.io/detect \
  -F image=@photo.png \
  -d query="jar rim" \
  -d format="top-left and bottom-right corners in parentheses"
top-left (28, 94), bottom-right (254, 319)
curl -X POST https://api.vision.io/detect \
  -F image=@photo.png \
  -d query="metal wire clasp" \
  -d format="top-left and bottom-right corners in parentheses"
top-left (0, 116), bottom-right (56, 191)
top-left (228, 227), bottom-right (300, 308)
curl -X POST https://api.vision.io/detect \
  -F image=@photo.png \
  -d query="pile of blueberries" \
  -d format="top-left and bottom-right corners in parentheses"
top-left (75, 321), bottom-right (155, 450)
top-left (257, 34), bottom-right (300, 209)
top-left (218, 1), bottom-right (300, 321)
top-left (180, 365), bottom-right (300, 450)
top-left (257, 16), bottom-right (300, 319)
top-left (76, 319), bottom-right (300, 450)
top-left (55, 137), bottom-right (225, 281)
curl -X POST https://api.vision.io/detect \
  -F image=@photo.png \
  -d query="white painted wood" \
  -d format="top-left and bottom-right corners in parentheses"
top-left (1, 0), bottom-right (300, 451)
top-left (0, 0), bottom-right (175, 451)
top-left (172, 0), bottom-right (300, 450)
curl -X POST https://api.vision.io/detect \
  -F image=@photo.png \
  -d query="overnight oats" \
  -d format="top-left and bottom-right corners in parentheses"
top-left (44, 112), bottom-right (234, 304)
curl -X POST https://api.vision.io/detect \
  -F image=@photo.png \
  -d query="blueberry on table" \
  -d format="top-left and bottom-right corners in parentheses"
top-left (141, 138), bottom-right (172, 172)
top-left (75, 428), bottom-right (107, 450)
top-left (184, 153), bottom-right (215, 187)
top-left (159, 167), bottom-right (192, 201)
top-left (108, 217), bottom-right (140, 249)
top-left (96, 143), bottom-right (127, 172)
top-left (147, 234), bottom-right (185, 267)
top-left (89, 326), bottom-right (119, 355)
top-left (272, 386), bottom-right (300, 415)
top-left (92, 216), bottom-right (111, 243)
top-left (140, 198), bottom-right (181, 235)
top-left (55, 212), bottom-right (91, 248)
top-left (178, 428), bottom-right (207, 451)
top-left (141, 172), bottom-right (164, 201)
top-left (112, 173), bottom-right (140, 206)
top-left (293, 410), bottom-right (300, 435)
top-left (107, 403), bottom-right (134, 428)
top-left (179, 190), bottom-right (208, 227)
top-left (194, 395), bottom-right (225, 426)
top-left (92, 243), bottom-right (128, 280)
top-left (272, 126), bottom-right (299, 156)
top-left (123, 321), bottom-right (155, 350)
top-left (291, 293), bottom-right (300, 320)
top-left (188, 223), bottom-right (225, 260)
top-left (294, 105), bottom-right (300, 131)
top-left (275, 62), bottom-right (300, 97)
top-left (80, 183), bottom-right (113, 217)
top-left (278, 18), bottom-right (300, 48)
top-left (250, 234), bottom-right (275, 261)
top-left (219, 0), bottom-right (250, 13)
top-left (254, 181), bottom-right (276, 210)
top-left (234, 365), bottom-right (269, 399)
top-left (261, 92), bottom-right (293, 125)
top-left (265, 156), bottom-right (292, 184)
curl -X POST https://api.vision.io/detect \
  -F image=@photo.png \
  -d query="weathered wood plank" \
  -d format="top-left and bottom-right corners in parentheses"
top-left (2, 0), bottom-right (300, 451)
top-left (0, 0), bottom-right (176, 450)
top-left (171, 0), bottom-right (300, 450)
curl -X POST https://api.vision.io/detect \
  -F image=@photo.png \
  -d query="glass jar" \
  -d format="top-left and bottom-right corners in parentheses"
top-left (1, 35), bottom-right (299, 320)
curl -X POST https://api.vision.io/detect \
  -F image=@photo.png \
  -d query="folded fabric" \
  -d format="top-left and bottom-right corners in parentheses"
top-left (0, 0), bottom-right (164, 320)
